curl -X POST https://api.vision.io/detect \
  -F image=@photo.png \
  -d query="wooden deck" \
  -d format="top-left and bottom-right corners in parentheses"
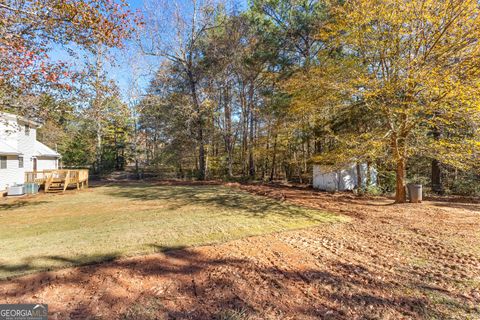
top-left (25, 169), bottom-right (89, 193)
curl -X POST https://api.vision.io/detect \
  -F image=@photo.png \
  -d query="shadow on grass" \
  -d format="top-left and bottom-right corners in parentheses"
top-left (102, 183), bottom-right (339, 223)
top-left (148, 244), bottom-right (188, 253)
top-left (0, 200), bottom-right (49, 212)
top-left (0, 253), bottom-right (122, 277)
top-left (0, 245), bottom-right (207, 279)
top-left (0, 247), bottom-right (468, 320)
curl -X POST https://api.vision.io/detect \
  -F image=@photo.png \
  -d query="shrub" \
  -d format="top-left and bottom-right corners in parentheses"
top-left (450, 178), bottom-right (480, 196)
top-left (365, 185), bottom-right (383, 196)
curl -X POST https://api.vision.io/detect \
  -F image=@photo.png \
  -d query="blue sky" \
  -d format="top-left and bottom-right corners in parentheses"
top-left (50, 0), bottom-right (249, 104)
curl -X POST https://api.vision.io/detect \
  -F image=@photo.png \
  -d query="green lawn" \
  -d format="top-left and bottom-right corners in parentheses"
top-left (0, 183), bottom-right (345, 279)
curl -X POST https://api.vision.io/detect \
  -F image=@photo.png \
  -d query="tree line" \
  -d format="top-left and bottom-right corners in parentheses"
top-left (137, 0), bottom-right (480, 202)
top-left (1, 0), bottom-right (479, 203)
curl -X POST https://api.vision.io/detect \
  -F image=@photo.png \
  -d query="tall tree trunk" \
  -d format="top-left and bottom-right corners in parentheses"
top-left (145, 129), bottom-right (149, 166)
top-left (392, 129), bottom-right (408, 203)
top-left (96, 123), bottom-right (102, 174)
top-left (270, 134), bottom-right (278, 182)
top-left (205, 143), bottom-right (209, 179)
top-left (223, 86), bottom-right (233, 178)
top-left (187, 71), bottom-right (205, 180)
top-left (178, 163), bottom-right (184, 179)
top-left (114, 127), bottom-right (119, 170)
top-left (197, 123), bottom-right (205, 180)
top-left (431, 159), bottom-right (443, 194)
top-left (248, 83), bottom-right (255, 178)
top-left (93, 43), bottom-right (104, 174)
top-left (431, 125), bottom-right (443, 194)
top-left (262, 124), bottom-right (271, 181)
top-left (366, 161), bottom-right (372, 187)
top-left (239, 84), bottom-right (247, 176)
top-left (395, 158), bottom-right (407, 203)
top-left (304, 138), bottom-right (310, 183)
top-left (356, 162), bottom-right (362, 194)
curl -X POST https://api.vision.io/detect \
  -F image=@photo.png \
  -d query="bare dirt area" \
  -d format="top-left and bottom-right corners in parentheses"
top-left (1, 183), bottom-right (479, 320)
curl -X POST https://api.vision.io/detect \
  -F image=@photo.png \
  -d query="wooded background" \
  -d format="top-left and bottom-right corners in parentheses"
top-left (1, 0), bottom-right (479, 202)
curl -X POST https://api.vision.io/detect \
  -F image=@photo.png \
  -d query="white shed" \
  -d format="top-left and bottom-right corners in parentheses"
top-left (313, 163), bottom-right (377, 192)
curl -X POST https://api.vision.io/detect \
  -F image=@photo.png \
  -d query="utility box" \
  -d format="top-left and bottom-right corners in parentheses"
top-left (24, 183), bottom-right (39, 194)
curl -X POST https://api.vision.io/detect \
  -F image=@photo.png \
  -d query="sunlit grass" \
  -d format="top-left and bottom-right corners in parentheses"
top-left (0, 183), bottom-right (346, 279)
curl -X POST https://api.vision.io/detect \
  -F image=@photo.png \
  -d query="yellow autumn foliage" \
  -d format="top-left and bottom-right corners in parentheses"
top-left (285, 0), bottom-right (480, 202)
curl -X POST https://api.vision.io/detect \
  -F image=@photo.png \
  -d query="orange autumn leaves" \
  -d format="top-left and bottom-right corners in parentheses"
top-left (0, 0), bottom-right (140, 93)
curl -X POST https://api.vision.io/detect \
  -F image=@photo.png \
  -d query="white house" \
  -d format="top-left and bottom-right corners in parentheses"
top-left (0, 112), bottom-right (61, 191)
top-left (313, 163), bottom-right (377, 192)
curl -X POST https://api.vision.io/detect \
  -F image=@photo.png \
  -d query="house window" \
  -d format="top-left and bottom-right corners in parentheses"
top-left (25, 124), bottom-right (30, 136)
top-left (0, 156), bottom-right (6, 169)
top-left (18, 156), bottom-right (24, 168)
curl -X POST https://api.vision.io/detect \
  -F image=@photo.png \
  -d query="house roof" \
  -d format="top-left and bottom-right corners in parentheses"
top-left (0, 140), bottom-right (22, 155)
top-left (35, 141), bottom-right (61, 158)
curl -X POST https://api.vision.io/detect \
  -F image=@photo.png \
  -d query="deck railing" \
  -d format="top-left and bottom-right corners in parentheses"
top-left (25, 170), bottom-right (52, 184)
top-left (25, 169), bottom-right (89, 189)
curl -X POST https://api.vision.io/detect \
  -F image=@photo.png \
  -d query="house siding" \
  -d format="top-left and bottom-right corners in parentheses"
top-left (37, 157), bottom-right (58, 171)
top-left (16, 120), bottom-right (36, 172)
top-left (0, 155), bottom-right (24, 191)
top-left (0, 117), bottom-right (26, 191)
top-left (0, 114), bottom-right (60, 192)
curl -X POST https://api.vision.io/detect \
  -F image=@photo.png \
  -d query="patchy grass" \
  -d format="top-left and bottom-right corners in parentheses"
top-left (0, 183), bottom-right (344, 279)
top-left (216, 308), bottom-right (251, 320)
top-left (120, 297), bottom-right (166, 320)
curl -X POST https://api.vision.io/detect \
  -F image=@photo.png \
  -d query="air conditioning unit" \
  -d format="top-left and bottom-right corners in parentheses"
top-left (7, 184), bottom-right (24, 196)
